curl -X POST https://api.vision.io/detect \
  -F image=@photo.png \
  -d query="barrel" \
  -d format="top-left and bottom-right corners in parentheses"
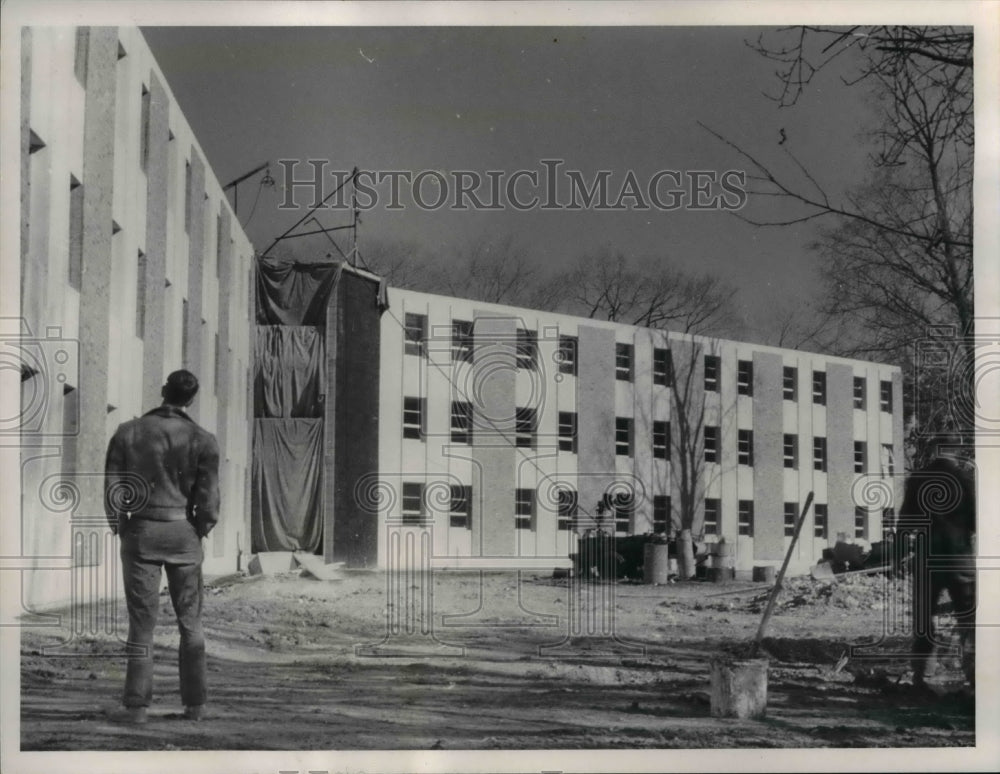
top-left (707, 567), bottom-right (735, 583)
top-left (643, 542), bottom-right (670, 585)
top-left (752, 565), bottom-right (776, 584)
top-left (709, 657), bottom-right (769, 719)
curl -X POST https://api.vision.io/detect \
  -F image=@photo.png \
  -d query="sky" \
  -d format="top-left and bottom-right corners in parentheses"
top-left (141, 23), bottom-right (885, 342)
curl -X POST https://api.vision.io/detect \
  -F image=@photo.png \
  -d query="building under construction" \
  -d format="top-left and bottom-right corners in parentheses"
top-left (11, 26), bottom-right (905, 613)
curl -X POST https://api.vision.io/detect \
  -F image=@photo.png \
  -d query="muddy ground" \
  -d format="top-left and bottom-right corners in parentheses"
top-left (19, 570), bottom-right (974, 751)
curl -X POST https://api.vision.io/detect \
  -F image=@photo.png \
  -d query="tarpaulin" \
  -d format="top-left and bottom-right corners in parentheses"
top-left (256, 257), bottom-right (390, 326)
top-left (254, 326), bottom-right (324, 418)
top-left (256, 258), bottom-right (342, 326)
top-left (251, 418), bottom-right (324, 552)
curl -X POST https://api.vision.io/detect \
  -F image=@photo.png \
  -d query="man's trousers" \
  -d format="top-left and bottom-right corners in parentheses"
top-left (119, 518), bottom-right (206, 708)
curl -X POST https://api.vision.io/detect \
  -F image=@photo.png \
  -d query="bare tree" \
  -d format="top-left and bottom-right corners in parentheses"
top-left (425, 233), bottom-right (565, 310)
top-left (706, 26), bottom-right (973, 465)
top-left (553, 251), bottom-right (740, 337)
top-left (355, 237), bottom-right (432, 289)
top-left (667, 337), bottom-right (733, 539)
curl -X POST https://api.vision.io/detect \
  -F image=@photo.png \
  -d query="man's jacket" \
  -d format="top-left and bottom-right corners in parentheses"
top-left (104, 405), bottom-right (220, 537)
top-left (899, 454), bottom-right (976, 579)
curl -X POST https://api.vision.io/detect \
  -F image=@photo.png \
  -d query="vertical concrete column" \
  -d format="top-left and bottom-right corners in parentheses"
top-left (752, 351), bottom-right (784, 560)
top-left (827, 362), bottom-right (856, 540)
top-left (183, 153), bottom-right (206, 419)
top-left (471, 313), bottom-right (516, 556)
top-left (891, 371), bottom-right (905, 511)
top-left (215, 208), bottom-right (232, 452)
top-left (19, 28), bottom-right (35, 328)
top-left (576, 325), bottom-right (616, 526)
top-left (141, 71), bottom-right (169, 409)
top-left (77, 27), bottom-right (117, 515)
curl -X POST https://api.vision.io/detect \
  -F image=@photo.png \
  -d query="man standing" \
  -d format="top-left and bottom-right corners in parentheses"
top-left (105, 370), bottom-right (220, 724)
top-left (897, 436), bottom-right (976, 692)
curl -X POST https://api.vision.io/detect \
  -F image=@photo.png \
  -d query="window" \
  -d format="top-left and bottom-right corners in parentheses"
top-left (855, 506), bottom-right (867, 539)
top-left (74, 28), bottom-right (90, 85)
top-left (451, 320), bottom-right (473, 363)
top-left (556, 488), bottom-right (577, 530)
top-left (404, 313), bottom-right (426, 356)
top-left (653, 348), bottom-right (673, 386)
top-left (140, 85), bottom-right (151, 172)
top-left (451, 401), bottom-right (472, 444)
top-left (653, 420), bottom-right (670, 460)
top-left (136, 250), bottom-right (147, 338)
top-left (515, 488), bottom-right (534, 530)
top-left (812, 371), bottom-right (826, 405)
top-left (653, 495), bottom-right (670, 534)
top-left (616, 343), bottom-right (633, 381)
top-left (854, 441), bottom-right (866, 473)
top-left (813, 437), bottom-right (827, 472)
top-left (738, 500), bottom-right (754, 536)
top-left (704, 355), bottom-right (720, 391)
top-left (558, 411), bottom-right (577, 453)
top-left (181, 301), bottom-right (189, 367)
top-left (880, 380), bottom-right (893, 413)
top-left (516, 328), bottom-right (537, 369)
top-left (558, 335), bottom-right (577, 376)
top-left (615, 417), bottom-right (632, 456)
top-left (784, 502), bottom-right (798, 537)
top-left (515, 407), bottom-right (536, 448)
top-left (450, 485), bottom-right (471, 528)
top-left (783, 366), bottom-right (797, 401)
top-left (184, 161), bottom-right (192, 234)
top-left (814, 504), bottom-right (828, 539)
top-left (214, 333), bottom-right (220, 395)
top-left (737, 360), bottom-right (753, 397)
top-left (613, 492), bottom-right (633, 534)
top-left (783, 434), bottom-right (798, 469)
top-left (69, 176), bottom-right (83, 290)
top-left (401, 483), bottom-right (425, 525)
top-left (738, 429), bottom-right (754, 467)
top-left (403, 397), bottom-right (424, 439)
top-left (704, 498), bottom-right (720, 535)
top-left (882, 443), bottom-right (895, 477)
top-left (215, 215), bottom-right (226, 279)
top-left (853, 377), bottom-right (866, 409)
top-left (704, 426), bottom-right (719, 463)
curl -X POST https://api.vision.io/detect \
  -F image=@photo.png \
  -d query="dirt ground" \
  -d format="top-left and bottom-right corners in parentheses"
top-left (19, 569), bottom-right (974, 751)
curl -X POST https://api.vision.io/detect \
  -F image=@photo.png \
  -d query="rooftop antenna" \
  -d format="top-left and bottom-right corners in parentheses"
top-left (260, 166), bottom-right (358, 260)
top-left (222, 161), bottom-right (274, 219)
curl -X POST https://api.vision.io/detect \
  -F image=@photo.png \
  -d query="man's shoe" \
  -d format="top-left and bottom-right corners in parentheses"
top-left (110, 706), bottom-right (148, 725)
top-left (184, 705), bottom-right (204, 720)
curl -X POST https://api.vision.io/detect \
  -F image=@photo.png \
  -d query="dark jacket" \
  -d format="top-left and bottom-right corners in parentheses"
top-left (899, 454), bottom-right (976, 577)
top-left (105, 405), bottom-right (220, 538)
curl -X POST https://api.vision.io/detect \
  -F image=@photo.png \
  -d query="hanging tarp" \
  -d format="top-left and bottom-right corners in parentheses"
top-left (251, 418), bottom-right (324, 552)
top-left (254, 326), bottom-right (324, 418)
top-left (256, 258), bottom-right (343, 326)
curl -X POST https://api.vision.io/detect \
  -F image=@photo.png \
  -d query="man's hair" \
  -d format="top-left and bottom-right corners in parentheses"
top-left (163, 370), bottom-right (199, 405)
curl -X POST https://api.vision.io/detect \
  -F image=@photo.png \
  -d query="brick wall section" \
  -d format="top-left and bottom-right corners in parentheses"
top-left (471, 313), bottom-right (517, 556)
top-left (77, 27), bottom-right (117, 515)
top-left (827, 362), bottom-right (856, 540)
top-left (752, 351), bottom-right (784, 560)
top-left (326, 270), bottom-right (381, 566)
top-left (141, 71), bottom-right (169, 409)
top-left (183, 152), bottom-right (205, 420)
top-left (577, 325), bottom-right (617, 527)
